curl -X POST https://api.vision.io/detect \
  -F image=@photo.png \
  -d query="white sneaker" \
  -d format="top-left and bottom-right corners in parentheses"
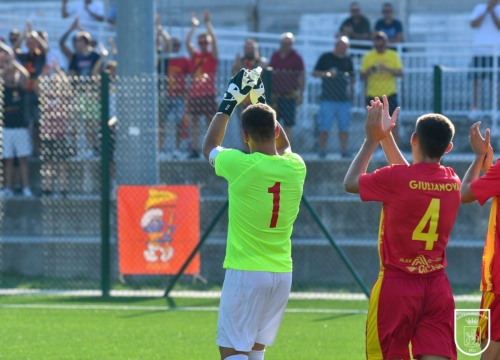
top-left (1, 188), bottom-right (14, 198)
top-left (22, 187), bottom-right (34, 197)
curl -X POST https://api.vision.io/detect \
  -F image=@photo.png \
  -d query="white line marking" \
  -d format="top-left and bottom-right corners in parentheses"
top-left (0, 303), bottom-right (368, 314)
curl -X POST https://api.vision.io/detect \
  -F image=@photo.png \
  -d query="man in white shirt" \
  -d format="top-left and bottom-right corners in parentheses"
top-left (470, 0), bottom-right (500, 118)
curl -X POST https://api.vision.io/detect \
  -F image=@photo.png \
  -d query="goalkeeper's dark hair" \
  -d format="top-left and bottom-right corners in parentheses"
top-left (241, 104), bottom-right (277, 143)
top-left (415, 113), bottom-right (455, 159)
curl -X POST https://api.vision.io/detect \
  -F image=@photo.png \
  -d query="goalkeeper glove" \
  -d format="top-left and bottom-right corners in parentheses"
top-left (217, 68), bottom-right (258, 116)
top-left (249, 67), bottom-right (266, 105)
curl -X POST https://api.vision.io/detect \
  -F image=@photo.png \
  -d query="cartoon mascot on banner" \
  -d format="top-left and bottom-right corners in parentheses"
top-left (141, 189), bottom-right (178, 263)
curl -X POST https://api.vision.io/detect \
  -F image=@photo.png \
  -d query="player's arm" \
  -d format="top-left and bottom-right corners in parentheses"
top-left (344, 99), bottom-right (395, 194)
top-left (202, 68), bottom-right (257, 160)
top-left (276, 122), bottom-right (291, 155)
top-left (461, 122), bottom-right (492, 203)
top-left (379, 95), bottom-right (408, 165)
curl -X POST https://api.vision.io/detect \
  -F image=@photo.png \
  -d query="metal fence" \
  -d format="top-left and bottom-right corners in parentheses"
top-left (0, 62), bottom-right (493, 297)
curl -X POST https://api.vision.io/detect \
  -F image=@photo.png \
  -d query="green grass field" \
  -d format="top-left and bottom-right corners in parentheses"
top-left (0, 295), bottom-right (484, 359)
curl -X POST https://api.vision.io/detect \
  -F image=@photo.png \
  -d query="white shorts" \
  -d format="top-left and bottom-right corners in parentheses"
top-left (2, 128), bottom-right (32, 159)
top-left (216, 269), bottom-right (292, 352)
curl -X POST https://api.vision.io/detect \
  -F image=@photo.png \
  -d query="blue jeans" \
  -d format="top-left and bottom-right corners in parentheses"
top-left (317, 100), bottom-right (351, 132)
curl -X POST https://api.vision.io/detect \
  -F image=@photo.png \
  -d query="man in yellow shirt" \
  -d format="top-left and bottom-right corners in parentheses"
top-left (361, 32), bottom-right (403, 144)
top-left (202, 68), bottom-right (306, 360)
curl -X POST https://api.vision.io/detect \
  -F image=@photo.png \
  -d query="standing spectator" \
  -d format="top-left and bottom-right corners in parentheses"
top-left (60, 19), bottom-right (101, 158)
top-left (0, 52), bottom-right (34, 198)
top-left (107, 0), bottom-right (117, 25)
top-left (157, 21), bottom-right (192, 159)
top-left (185, 9), bottom-right (218, 159)
top-left (14, 21), bottom-right (48, 157)
top-left (337, 2), bottom-right (371, 41)
top-left (231, 38), bottom-right (267, 150)
top-left (269, 32), bottom-right (305, 141)
top-left (470, 0), bottom-right (500, 118)
top-left (37, 61), bottom-right (72, 197)
top-left (231, 39), bottom-right (267, 75)
top-left (374, 3), bottom-right (404, 43)
top-left (313, 36), bottom-right (355, 158)
top-left (62, 0), bottom-right (104, 23)
top-left (361, 32), bottom-right (403, 144)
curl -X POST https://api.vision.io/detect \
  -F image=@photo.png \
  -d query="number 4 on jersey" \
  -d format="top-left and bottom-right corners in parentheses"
top-left (412, 198), bottom-right (440, 250)
top-left (268, 182), bottom-right (281, 228)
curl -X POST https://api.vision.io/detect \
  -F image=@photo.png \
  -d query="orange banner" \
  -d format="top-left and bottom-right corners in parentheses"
top-left (118, 185), bottom-right (200, 275)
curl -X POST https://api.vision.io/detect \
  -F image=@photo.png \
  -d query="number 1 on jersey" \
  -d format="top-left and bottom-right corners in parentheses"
top-left (412, 198), bottom-right (440, 250)
top-left (268, 182), bottom-right (281, 228)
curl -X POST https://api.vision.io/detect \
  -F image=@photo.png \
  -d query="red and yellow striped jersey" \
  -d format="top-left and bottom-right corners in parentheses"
top-left (359, 163), bottom-right (461, 276)
top-left (471, 160), bottom-right (500, 293)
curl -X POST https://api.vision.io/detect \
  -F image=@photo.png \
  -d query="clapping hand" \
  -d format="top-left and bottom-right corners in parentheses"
top-left (217, 68), bottom-right (260, 116)
top-left (191, 12), bottom-right (200, 27)
top-left (380, 95), bottom-right (400, 134)
top-left (365, 98), bottom-right (396, 143)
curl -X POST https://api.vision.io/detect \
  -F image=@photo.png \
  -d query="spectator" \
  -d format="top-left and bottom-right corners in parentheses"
top-left (374, 3), bottom-right (404, 43)
top-left (231, 38), bottom-right (267, 150)
top-left (14, 21), bottom-right (48, 157)
top-left (37, 61), bottom-right (72, 197)
top-left (470, 0), bottom-right (500, 118)
top-left (107, 0), bottom-right (117, 25)
top-left (313, 36), bottom-right (355, 158)
top-left (62, 0), bottom-right (104, 23)
top-left (360, 32), bottom-right (403, 144)
top-left (60, 19), bottom-right (101, 158)
top-left (0, 51), bottom-right (34, 198)
top-left (231, 39), bottom-right (267, 75)
top-left (185, 10), bottom-right (218, 159)
top-left (269, 32), bottom-right (305, 141)
top-left (156, 20), bottom-right (192, 159)
top-left (337, 2), bottom-right (371, 41)
top-left (37, 31), bottom-right (68, 73)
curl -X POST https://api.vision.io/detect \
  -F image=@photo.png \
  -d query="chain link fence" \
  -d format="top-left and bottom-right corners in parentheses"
top-left (0, 51), bottom-right (495, 296)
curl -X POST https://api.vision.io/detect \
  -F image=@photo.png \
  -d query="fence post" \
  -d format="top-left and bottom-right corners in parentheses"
top-left (433, 65), bottom-right (443, 114)
top-left (262, 67), bottom-right (272, 104)
top-left (100, 72), bottom-right (111, 297)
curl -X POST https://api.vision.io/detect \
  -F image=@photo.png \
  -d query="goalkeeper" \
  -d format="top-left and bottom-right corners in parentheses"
top-left (202, 68), bottom-right (306, 360)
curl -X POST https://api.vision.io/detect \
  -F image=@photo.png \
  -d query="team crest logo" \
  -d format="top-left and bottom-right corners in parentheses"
top-left (455, 309), bottom-right (490, 356)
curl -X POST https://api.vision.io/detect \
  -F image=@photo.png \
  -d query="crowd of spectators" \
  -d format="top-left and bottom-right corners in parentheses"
top-left (13, 0), bottom-right (500, 196)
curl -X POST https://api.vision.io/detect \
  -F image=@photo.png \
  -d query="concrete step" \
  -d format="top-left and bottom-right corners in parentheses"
top-left (0, 195), bottom-right (491, 240)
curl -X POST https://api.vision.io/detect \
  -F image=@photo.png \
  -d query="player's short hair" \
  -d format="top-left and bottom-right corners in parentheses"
top-left (241, 103), bottom-right (277, 143)
top-left (415, 114), bottom-right (455, 159)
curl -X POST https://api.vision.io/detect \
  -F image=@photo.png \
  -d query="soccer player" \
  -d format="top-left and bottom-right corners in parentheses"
top-left (344, 96), bottom-right (460, 360)
top-left (460, 122), bottom-right (500, 358)
top-left (202, 68), bottom-right (306, 360)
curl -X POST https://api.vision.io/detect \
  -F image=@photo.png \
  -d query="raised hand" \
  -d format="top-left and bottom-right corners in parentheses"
top-left (203, 9), bottom-right (211, 23)
top-left (365, 98), bottom-right (395, 143)
top-left (217, 68), bottom-right (257, 116)
top-left (250, 67), bottom-right (266, 105)
top-left (191, 12), bottom-right (200, 27)
top-left (381, 95), bottom-right (400, 133)
top-left (71, 17), bottom-right (80, 31)
top-left (98, 43), bottom-right (109, 57)
top-left (25, 20), bottom-right (33, 36)
top-left (469, 122), bottom-right (491, 156)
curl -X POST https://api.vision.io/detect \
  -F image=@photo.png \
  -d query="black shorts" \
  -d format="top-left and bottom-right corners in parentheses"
top-left (366, 94), bottom-right (398, 116)
top-left (472, 56), bottom-right (500, 80)
top-left (272, 94), bottom-right (296, 127)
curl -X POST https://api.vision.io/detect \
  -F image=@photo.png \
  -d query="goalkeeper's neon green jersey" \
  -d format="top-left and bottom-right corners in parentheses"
top-left (215, 149), bottom-right (306, 272)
